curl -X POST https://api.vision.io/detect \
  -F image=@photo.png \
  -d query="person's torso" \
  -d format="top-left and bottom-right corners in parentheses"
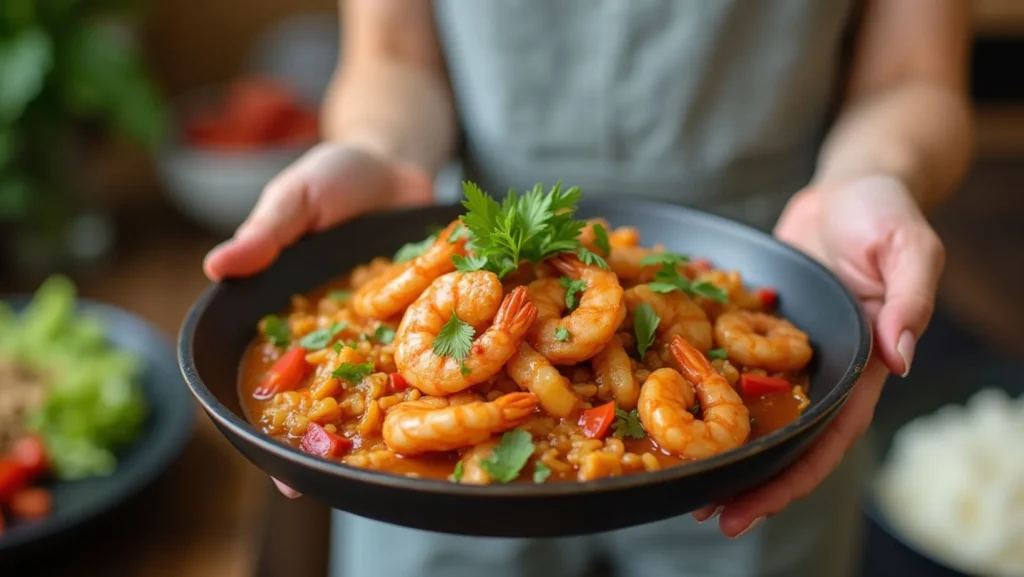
top-left (433, 0), bottom-right (858, 230)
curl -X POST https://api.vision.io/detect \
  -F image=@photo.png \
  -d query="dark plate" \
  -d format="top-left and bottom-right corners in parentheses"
top-left (177, 198), bottom-right (871, 538)
top-left (862, 359), bottom-right (1024, 577)
top-left (0, 299), bottom-right (195, 562)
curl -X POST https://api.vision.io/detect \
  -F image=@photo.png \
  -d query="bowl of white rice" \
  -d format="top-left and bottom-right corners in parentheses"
top-left (867, 363), bottom-right (1024, 577)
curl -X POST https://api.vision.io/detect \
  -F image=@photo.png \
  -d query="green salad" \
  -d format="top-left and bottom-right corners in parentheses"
top-left (0, 276), bottom-right (148, 479)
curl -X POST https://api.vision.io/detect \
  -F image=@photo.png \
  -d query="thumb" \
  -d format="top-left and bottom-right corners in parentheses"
top-left (874, 225), bottom-right (945, 376)
top-left (203, 168), bottom-right (318, 281)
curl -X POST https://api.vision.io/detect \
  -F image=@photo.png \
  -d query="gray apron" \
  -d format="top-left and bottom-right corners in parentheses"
top-left (333, 1), bottom-right (871, 576)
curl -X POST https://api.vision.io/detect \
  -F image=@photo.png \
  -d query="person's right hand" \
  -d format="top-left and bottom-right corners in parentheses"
top-left (204, 142), bottom-right (434, 282)
top-left (203, 143), bottom-right (434, 498)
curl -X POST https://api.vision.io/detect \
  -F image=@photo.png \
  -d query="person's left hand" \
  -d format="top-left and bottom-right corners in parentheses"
top-left (692, 174), bottom-right (945, 537)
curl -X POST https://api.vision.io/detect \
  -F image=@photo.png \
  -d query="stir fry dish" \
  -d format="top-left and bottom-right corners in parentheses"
top-left (0, 277), bottom-right (148, 531)
top-left (240, 183), bottom-right (813, 484)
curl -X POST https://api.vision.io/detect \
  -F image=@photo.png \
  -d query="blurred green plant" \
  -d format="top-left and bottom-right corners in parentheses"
top-left (0, 0), bottom-right (166, 257)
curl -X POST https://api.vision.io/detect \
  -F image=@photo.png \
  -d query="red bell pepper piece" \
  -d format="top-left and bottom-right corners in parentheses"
top-left (300, 423), bottom-right (353, 458)
top-left (11, 436), bottom-right (49, 478)
top-left (0, 459), bottom-right (32, 503)
top-left (388, 372), bottom-right (409, 393)
top-left (754, 288), bottom-right (777, 309)
top-left (739, 373), bottom-right (792, 397)
top-left (579, 401), bottom-right (617, 439)
top-left (253, 347), bottom-right (311, 400)
top-left (9, 487), bottom-right (52, 519)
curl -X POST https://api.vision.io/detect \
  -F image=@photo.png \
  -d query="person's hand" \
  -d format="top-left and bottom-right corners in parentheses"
top-left (692, 174), bottom-right (945, 537)
top-left (203, 142), bottom-right (434, 498)
top-left (204, 142), bottom-right (433, 281)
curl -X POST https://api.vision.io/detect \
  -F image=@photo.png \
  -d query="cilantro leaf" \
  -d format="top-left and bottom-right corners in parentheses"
top-left (577, 247), bottom-right (609, 269)
top-left (299, 321), bottom-right (347, 350)
top-left (555, 327), bottom-right (571, 342)
top-left (707, 347), bottom-right (728, 360)
top-left (328, 290), bottom-right (351, 301)
top-left (689, 281), bottom-right (728, 304)
top-left (393, 233), bottom-right (439, 263)
top-left (433, 310), bottom-right (475, 361)
top-left (481, 428), bottom-right (535, 483)
top-left (262, 315), bottom-right (290, 347)
top-left (647, 264), bottom-right (728, 303)
top-left (533, 461), bottom-right (552, 483)
top-left (373, 325), bottom-right (396, 345)
top-left (559, 276), bottom-right (587, 310)
top-left (452, 460), bottom-right (464, 483)
top-left (634, 303), bottom-right (660, 358)
top-left (639, 252), bottom-right (690, 267)
top-left (612, 408), bottom-right (645, 440)
top-left (453, 254), bottom-right (488, 273)
top-left (332, 362), bottom-right (375, 385)
top-left (456, 181), bottom-right (587, 279)
top-left (592, 222), bottom-right (611, 256)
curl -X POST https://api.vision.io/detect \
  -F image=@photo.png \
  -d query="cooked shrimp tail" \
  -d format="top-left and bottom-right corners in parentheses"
top-left (493, 285), bottom-right (538, 337)
top-left (382, 392), bottom-right (538, 455)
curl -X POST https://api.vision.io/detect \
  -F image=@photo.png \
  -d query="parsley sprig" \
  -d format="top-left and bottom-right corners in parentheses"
top-left (647, 263), bottom-right (728, 303)
top-left (432, 310), bottom-right (475, 372)
top-left (481, 428), bottom-right (535, 483)
top-left (559, 276), bottom-right (587, 311)
top-left (633, 303), bottom-right (661, 358)
top-left (332, 361), bottom-right (375, 385)
top-left (455, 182), bottom-right (588, 278)
top-left (612, 408), bottom-right (645, 439)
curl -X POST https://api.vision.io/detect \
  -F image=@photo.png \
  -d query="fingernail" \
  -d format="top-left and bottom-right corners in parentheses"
top-left (897, 330), bottom-right (915, 377)
top-left (697, 505), bottom-right (724, 524)
top-left (733, 516), bottom-right (766, 538)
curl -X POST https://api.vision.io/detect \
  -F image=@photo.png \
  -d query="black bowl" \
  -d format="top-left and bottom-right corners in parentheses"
top-left (861, 358), bottom-right (1024, 577)
top-left (0, 298), bottom-right (195, 563)
top-left (177, 199), bottom-right (871, 537)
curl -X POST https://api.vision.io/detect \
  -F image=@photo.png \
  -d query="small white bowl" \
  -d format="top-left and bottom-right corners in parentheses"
top-left (155, 85), bottom-right (313, 236)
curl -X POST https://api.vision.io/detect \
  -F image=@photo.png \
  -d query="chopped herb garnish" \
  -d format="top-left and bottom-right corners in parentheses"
top-left (448, 224), bottom-right (470, 243)
top-left (457, 181), bottom-right (586, 278)
top-left (345, 342), bottom-right (359, 350)
top-left (453, 254), bottom-right (488, 273)
top-left (633, 303), bottom-right (660, 358)
top-left (707, 348), bottom-right (728, 360)
top-left (639, 252), bottom-right (690, 267)
top-left (481, 428), bottom-right (535, 483)
top-left (688, 403), bottom-right (701, 415)
top-left (559, 276), bottom-right (587, 311)
top-left (460, 361), bottom-right (471, 376)
top-left (328, 290), bottom-right (351, 301)
top-left (612, 408), bottom-right (645, 440)
top-left (393, 233), bottom-right (439, 263)
top-left (577, 247), bottom-right (609, 269)
top-left (592, 223), bottom-right (611, 256)
top-left (332, 342), bottom-right (344, 353)
top-left (373, 325), bottom-right (396, 345)
top-left (533, 461), bottom-right (552, 483)
top-left (689, 281), bottom-right (729, 303)
top-left (332, 362), bottom-right (375, 385)
top-left (648, 264), bottom-right (728, 303)
top-left (555, 327), bottom-right (571, 342)
top-left (452, 460), bottom-right (464, 482)
top-left (298, 321), bottom-right (347, 350)
top-left (433, 311), bottom-right (475, 361)
top-left (262, 315), bottom-right (290, 347)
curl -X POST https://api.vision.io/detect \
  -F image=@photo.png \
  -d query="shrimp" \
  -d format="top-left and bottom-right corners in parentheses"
top-left (624, 285), bottom-right (713, 353)
top-left (714, 310), bottom-right (812, 373)
top-left (695, 269), bottom-right (763, 313)
top-left (351, 220), bottom-right (468, 319)
top-left (382, 392), bottom-right (538, 455)
top-left (529, 254), bottom-right (626, 365)
top-left (637, 336), bottom-right (750, 459)
top-left (579, 219), bottom-right (660, 284)
top-left (591, 334), bottom-right (640, 409)
top-left (506, 342), bottom-right (580, 418)
top-left (394, 272), bottom-right (537, 396)
top-left (458, 439), bottom-right (499, 485)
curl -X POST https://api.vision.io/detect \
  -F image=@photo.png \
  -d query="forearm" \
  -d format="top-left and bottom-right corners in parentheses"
top-left (321, 60), bottom-right (457, 175)
top-left (813, 81), bottom-right (973, 209)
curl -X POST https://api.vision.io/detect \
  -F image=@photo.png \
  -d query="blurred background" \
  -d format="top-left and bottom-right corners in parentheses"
top-left (0, 1), bottom-right (1022, 576)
